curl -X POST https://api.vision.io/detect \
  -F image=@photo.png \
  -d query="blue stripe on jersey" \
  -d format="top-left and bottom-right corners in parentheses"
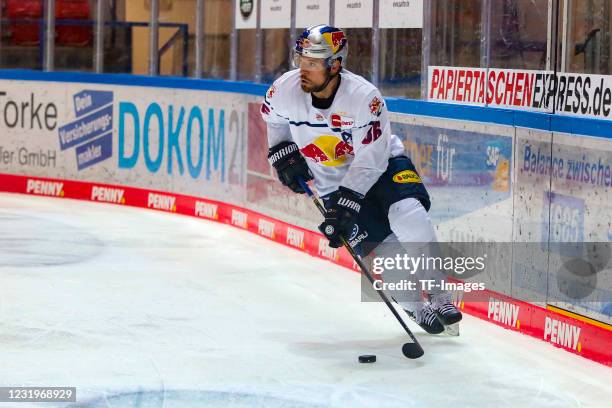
top-left (289, 121), bottom-right (329, 128)
top-left (285, 120), bottom-right (376, 130)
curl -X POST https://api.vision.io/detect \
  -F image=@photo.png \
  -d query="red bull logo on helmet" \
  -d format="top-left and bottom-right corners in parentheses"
top-left (331, 31), bottom-right (346, 50)
top-left (300, 135), bottom-right (353, 167)
top-left (322, 31), bottom-right (346, 54)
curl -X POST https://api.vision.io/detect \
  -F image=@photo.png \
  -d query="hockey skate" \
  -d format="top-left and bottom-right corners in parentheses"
top-left (403, 302), bottom-right (445, 334)
top-left (429, 292), bottom-right (463, 326)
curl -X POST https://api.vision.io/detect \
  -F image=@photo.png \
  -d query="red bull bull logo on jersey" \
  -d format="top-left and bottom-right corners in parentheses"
top-left (300, 135), bottom-right (354, 167)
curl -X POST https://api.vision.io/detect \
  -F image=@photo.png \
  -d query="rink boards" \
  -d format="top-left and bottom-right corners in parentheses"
top-left (0, 70), bottom-right (609, 366)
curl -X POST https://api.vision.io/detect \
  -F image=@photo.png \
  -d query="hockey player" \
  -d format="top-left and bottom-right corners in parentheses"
top-left (261, 25), bottom-right (461, 334)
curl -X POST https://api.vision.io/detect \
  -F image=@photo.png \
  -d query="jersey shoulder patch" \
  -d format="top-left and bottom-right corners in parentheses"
top-left (265, 84), bottom-right (277, 99)
top-left (368, 95), bottom-right (384, 116)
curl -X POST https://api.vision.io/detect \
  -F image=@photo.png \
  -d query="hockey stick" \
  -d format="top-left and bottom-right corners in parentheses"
top-left (298, 179), bottom-right (424, 359)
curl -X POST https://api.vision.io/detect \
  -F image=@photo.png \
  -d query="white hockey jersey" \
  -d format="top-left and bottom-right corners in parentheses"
top-left (261, 69), bottom-right (405, 197)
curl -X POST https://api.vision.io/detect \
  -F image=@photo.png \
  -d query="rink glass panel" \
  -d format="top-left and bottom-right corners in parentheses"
top-left (565, 0), bottom-right (612, 74)
top-left (429, 0), bottom-right (482, 68)
top-left (488, 0), bottom-right (549, 70)
top-left (5, 1), bottom-right (612, 85)
top-left (202, 0), bottom-right (232, 79)
top-left (261, 28), bottom-right (290, 84)
top-left (237, 29), bottom-right (257, 81)
top-left (379, 28), bottom-right (422, 99)
top-left (512, 127), bottom-right (553, 306)
top-left (125, 1), bottom-right (153, 76)
top-left (156, 0), bottom-right (195, 76)
top-left (100, 25), bottom-right (135, 74)
top-left (343, 28), bottom-right (373, 81)
top-left (53, 0), bottom-right (95, 72)
top-left (546, 131), bottom-right (612, 323)
top-left (0, 1), bottom-right (43, 70)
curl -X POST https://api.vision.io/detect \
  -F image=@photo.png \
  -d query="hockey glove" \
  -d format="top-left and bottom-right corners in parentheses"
top-left (268, 141), bottom-right (313, 194)
top-left (318, 187), bottom-right (363, 248)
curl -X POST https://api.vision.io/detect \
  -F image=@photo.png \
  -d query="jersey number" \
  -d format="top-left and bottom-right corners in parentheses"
top-left (363, 121), bottom-right (382, 145)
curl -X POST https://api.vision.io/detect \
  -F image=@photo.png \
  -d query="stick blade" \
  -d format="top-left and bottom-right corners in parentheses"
top-left (402, 342), bottom-right (424, 359)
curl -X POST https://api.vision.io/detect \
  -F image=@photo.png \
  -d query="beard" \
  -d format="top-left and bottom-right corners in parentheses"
top-left (300, 79), bottom-right (320, 93)
top-left (301, 73), bottom-right (334, 93)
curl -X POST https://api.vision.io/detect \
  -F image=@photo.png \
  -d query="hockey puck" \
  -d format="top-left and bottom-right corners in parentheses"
top-left (358, 355), bottom-right (376, 363)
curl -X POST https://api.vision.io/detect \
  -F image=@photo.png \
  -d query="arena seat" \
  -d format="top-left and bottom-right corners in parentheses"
top-left (6, 0), bottom-right (43, 45)
top-left (56, 0), bottom-right (92, 46)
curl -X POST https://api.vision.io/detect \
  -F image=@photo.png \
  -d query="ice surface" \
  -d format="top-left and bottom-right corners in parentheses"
top-left (0, 193), bottom-right (610, 407)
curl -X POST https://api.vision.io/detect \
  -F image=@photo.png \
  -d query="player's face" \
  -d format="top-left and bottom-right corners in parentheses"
top-left (295, 55), bottom-right (329, 92)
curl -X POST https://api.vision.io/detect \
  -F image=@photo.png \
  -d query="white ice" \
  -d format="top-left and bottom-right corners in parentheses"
top-left (0, 192), bottom-right (610, 408)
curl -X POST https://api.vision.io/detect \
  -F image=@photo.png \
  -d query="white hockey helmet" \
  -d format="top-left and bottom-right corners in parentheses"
top-left (293, 24), bottom-right (348, 68)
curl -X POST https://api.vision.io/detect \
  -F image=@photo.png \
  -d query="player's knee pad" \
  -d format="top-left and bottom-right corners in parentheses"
top-left (388, 198), bottom-right (437, 243)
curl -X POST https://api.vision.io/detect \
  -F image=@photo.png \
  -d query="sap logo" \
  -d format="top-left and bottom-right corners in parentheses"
top-left (487, 297), bottom-right (520, 328)
top-left (258, 219), bottom-right (275, 239)
top-left (231, 210), bottom-right (248, 229)
top-left (194, 201), bottom-right (218, 219)
top-left (118, 102), bottom-right (225, 181)
top-left (26, 179), bottom-right (63, 197)
top-left (436, 134), bottom-right (456, 182)
top-left (544, 317), bottom-right (581, 351)
top-left (286, 227), bottom-right (305, 248)
top-left (486, 144), bottom-right (501, 167)
top-left (91, 186), bottom-right (125, 204)
top-left (318, 237), bottom-right (339, 261)
top-left (147, 193), bottom-right (176, 212)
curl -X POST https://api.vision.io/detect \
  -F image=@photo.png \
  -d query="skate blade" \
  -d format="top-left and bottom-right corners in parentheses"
top-left (443, 323), bottom-right (460, 336)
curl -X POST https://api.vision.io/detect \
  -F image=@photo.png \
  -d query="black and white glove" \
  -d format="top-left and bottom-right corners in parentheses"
top-left (318, 187), bottom-right (363, 248)
top-left (268, 141), bottom-right (313, 194)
